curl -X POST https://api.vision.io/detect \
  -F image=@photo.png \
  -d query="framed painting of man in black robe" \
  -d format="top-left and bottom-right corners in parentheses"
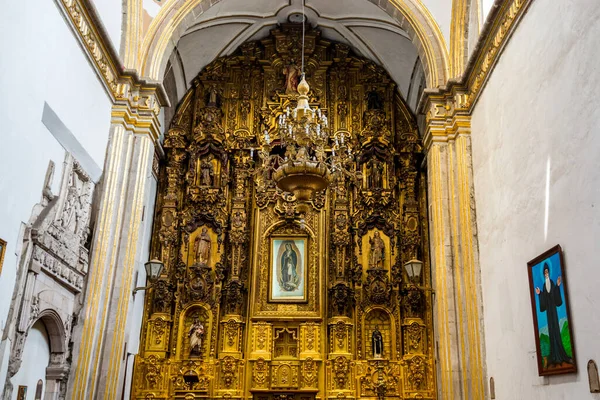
top-left (527, 245), bottom-right (577, 376)
top-left (269, 237), bottom-right (307, 302)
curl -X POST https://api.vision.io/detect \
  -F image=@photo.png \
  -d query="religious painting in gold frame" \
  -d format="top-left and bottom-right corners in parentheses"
top-left (0, 238), bottom-right (6, 275)
top-left (269, 237), bottom-right (308, 303)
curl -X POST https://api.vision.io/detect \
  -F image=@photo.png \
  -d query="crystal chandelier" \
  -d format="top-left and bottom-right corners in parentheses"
top-left (256, 7), bottom-right (358, 207)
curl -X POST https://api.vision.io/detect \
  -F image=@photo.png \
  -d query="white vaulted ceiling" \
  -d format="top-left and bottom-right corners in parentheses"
top-left (168, 0), bottom-right (429, 111)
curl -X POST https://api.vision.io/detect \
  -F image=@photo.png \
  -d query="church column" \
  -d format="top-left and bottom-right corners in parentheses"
top-left (67, 80), bottom-right (166, 400)
top-left (423, 90), bottom-right (486, 400)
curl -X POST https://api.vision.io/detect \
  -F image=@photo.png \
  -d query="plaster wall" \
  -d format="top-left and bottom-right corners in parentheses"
top-left (9, 321), bottom-right (50, 400)
top-left (0, 0), bottom-right (111, 383)
top-left (481, 0), bottom-right (495, 21)
top-left (90, 0), bottom-right (124, 52)
top-left (471, 0), bottom-right (600, 398)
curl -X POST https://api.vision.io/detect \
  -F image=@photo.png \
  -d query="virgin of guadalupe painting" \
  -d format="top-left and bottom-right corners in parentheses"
top-left (269, 238), bottom-right (307, 302)
top-left (527, 245), bottom-right (577, 376)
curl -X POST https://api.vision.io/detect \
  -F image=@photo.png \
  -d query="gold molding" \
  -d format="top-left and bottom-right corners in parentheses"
top-left (450, 0), bottom-right (468, 78)
top-left (464, 0), bottom-right (533, 108)
top-left (57, 0), bottom-right (120, 99)
top-left (55, 0), bottom-right (169, 131)
top-left (421, 0), bottom-right (534, 118)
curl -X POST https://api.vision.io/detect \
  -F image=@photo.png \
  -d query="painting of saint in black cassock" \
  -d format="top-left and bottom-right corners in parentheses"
top-left (535, 262), bottom-right (573, 367)
top-left (280, 243), bottom-right (299, 291)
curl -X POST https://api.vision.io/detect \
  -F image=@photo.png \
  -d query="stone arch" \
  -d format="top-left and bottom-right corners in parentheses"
top-left (35, 309), bottom-right (67, 354)
top-left (139, 0), bottom-right (449, 88)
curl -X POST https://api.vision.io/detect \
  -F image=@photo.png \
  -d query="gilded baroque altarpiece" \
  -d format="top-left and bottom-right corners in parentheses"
top-left (132, 25), bottom-right (434, 400)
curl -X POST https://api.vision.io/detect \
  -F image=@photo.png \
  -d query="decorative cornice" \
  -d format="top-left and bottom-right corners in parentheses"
top-left (463, 0), bottom-right (532, 108)
top-left (55, 0), bottom-right (170, 112)
top-left (420, 0), bottom-right (534, 123)
top-left (57, 0), bottom-right (121, 100)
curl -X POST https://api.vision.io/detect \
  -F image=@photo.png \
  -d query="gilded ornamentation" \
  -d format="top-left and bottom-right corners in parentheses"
top-left (333, 356), bottom-right (350, 389)
top-left (302, 357), bottom-right (318, 387)
top-left (152, 318), bottom-right (167, 345)
top-left (364, 269), bottom-right (392, 305)
top-left (220, 356), bottom-right (237, 388)
top-left (256, 323), bottom-right (268, 350)
top-left (329, 283), bottom-right (354, 317)
top-left (134, 24), bottom-right (433, 400)
top-left (305, 324), bottom-right (315, 351)
top-left (334, 321), bottom-right (347, 351)
top-left (406, 322), bottom-right (422, 352)
top-left (405, 355), bottom-right (426, 390)
top-left (225, 319), bottom-right (238, 347)
top-left (465, 0), bottom-right (531, 108)
top-left (403, 285), bottom-right (424, 318)
top-left (152, 280), bottom-right (173, 314)
top-left (145, 356), bottom-right (162, 389)
top-left (252, 358), bottom-right (269, 387)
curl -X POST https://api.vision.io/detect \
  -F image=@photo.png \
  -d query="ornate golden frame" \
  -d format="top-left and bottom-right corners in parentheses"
top-left (268, 236), bottom-right (309, 303)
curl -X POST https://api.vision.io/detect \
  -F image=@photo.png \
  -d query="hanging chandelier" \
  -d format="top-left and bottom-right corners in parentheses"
top-left (255, 6), bottom-right (359, 207)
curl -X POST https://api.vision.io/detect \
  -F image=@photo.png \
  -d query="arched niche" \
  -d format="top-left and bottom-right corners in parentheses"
top-left (176, 304), bottom-right (214, 361)
top-left (363, 307), bottom-right (397, 360)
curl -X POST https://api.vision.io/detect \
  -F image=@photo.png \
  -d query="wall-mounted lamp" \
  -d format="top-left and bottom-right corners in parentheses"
top-left (402, 259), bottom-right (424, 318)
top-left (404, 259), bottom-right (423, 285)
top-left (132, 259), bottom-right (164, 295)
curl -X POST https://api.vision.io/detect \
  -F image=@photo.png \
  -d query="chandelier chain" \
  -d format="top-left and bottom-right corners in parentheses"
top-left (301, 0), bottom-right (305, 74)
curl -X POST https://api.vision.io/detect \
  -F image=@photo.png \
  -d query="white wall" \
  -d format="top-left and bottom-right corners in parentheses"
top-left (0, 0), bottom-right (111, 383)
top-left (90, 0), bottom-right (124, 53)
top-left (420, 0), bottom-right (451, 46)
top-left (471, 0), bottom-right (600, 398)
top-left (481, 0), bottom-right (495, 22)
top-left (9, 321), bottom-right (50, 400)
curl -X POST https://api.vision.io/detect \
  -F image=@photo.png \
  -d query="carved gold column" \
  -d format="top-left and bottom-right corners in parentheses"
top-left (67, 80), bottom-right (166, 400)
top-left (216, 154), bottom-right (250, 399)
top-left (423, 88), bottom-right (486, 400)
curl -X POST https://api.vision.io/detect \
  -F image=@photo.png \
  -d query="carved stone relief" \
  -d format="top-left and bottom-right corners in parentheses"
top-left (3, 153), bottom-right (94, 400)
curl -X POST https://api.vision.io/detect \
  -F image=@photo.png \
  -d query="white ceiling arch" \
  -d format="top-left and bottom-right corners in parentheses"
top-left (140, 0), bottom-right (449, 94)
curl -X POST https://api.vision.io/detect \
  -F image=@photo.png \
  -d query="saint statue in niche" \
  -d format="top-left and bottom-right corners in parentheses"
top-left (366, 87), bottom-right (383, 110)
top-left (189, 318), bottom-right (205, 357)
top-left (369, 231), bottom-right (385, 269)
top-left (372, 326), bottom-right (383, 358)
top-left (283, 61), bottom-right (301, 94)
top-left (194, 227), bottom-right (211, 266)
top-left (206, 83), bottom-right (219, 107)
top-left (200, 156), bottom-right (214, 186)
top-left (367, 159), bottom-right (384, 189)
top-left (280, 243), bottom-right (299, 291)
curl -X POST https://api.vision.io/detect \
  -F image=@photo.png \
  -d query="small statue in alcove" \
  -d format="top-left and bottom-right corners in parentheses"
top-left (189, 317), bottom-right (205, 357)
top-left (367, 87), bottom-right (383, 110)
top-left (367, 159), bottom-right (384, 189)
top-left (369, 230), bottom-right (385, 269)
top-left (206, 83), bottom-right (220, 107)
top-left (194, 227), bottom-right (211, 266)
top-left (200, 156), bottom-right (214, 186)
top-left (372, 325), bottom-right (384, 359)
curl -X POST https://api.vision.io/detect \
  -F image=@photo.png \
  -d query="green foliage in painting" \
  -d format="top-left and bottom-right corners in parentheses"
top-left (561, 321), bottom-right (572, 358)
top-left (539, 333), bottom-right (550, 358)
